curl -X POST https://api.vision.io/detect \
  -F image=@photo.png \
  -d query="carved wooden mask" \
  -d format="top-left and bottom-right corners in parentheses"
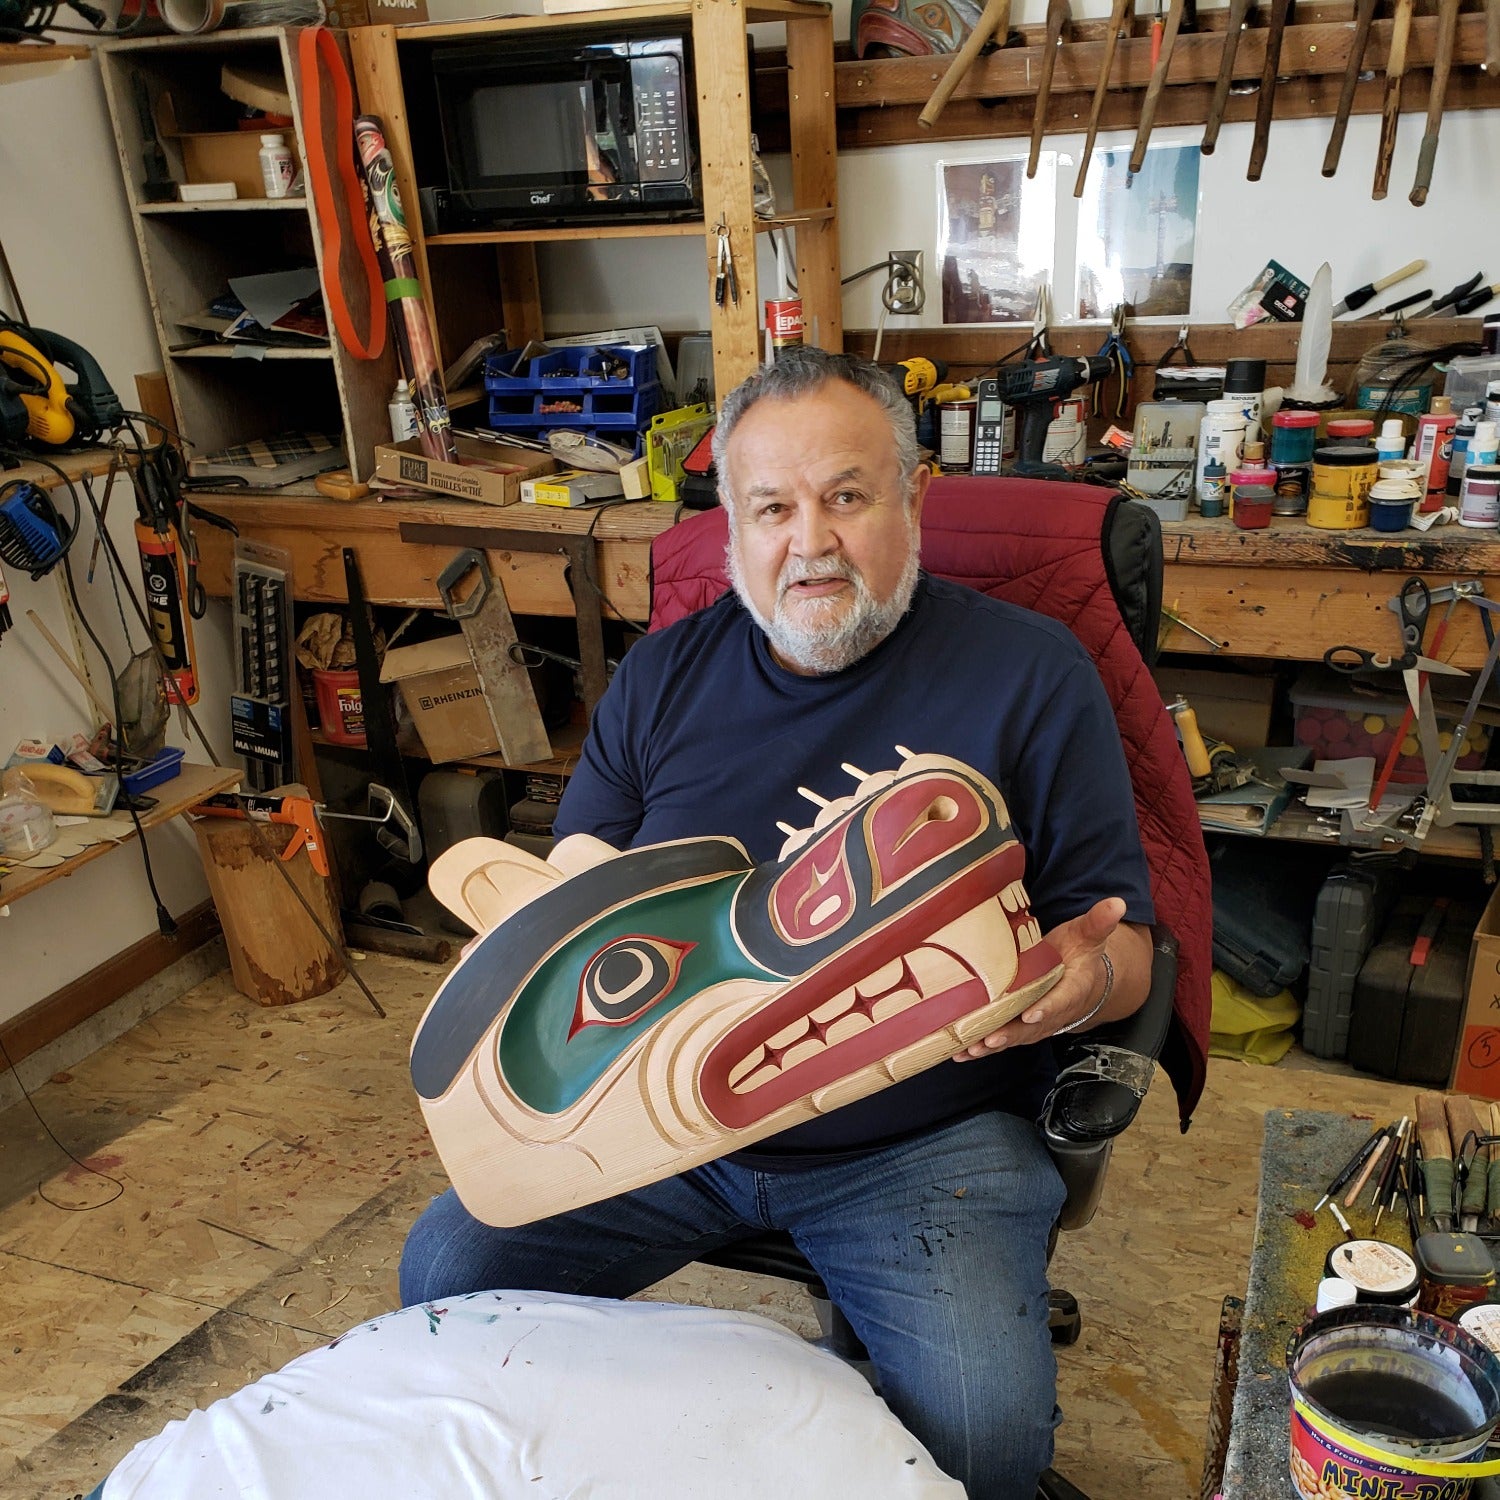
top-left (412, 752), bottom-right (1063, 1227)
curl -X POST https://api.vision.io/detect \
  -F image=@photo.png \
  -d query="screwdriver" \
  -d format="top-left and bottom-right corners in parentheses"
top-left (1331, 259), bottom-right (1426, 317)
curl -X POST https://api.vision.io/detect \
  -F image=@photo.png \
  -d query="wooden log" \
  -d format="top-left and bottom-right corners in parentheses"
top-left (192, 817), bottom-right (346, 1007)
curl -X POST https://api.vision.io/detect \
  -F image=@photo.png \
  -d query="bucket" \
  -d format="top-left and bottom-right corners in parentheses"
top-left (1288, 1306), bottom-right (1500, 1500)
top-left (312, 668), bottom-right (366, 747)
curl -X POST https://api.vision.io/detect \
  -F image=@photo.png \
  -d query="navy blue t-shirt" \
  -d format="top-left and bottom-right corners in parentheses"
top-left (554, 573), bottom-right (1154, 1158)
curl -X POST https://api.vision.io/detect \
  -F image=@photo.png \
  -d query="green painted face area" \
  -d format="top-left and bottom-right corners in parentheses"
top-left (498, 873), bottom-right (778, 1115)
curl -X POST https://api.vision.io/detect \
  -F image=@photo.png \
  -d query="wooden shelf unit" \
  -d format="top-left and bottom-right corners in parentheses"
top-left (348, 0), bottom-right (842, 400)
top-left (98, 28), bottom-right (395, 482)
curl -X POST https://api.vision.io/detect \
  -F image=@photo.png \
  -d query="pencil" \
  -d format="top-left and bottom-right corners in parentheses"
top-left (1316, 1124), bottom-right (1386, 1211)
top-left (1345, 1128), bottom-right (1394, 1209)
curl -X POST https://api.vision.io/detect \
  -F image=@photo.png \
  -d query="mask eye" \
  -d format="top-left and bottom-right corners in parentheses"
top-left (570, 935), bottom-right (696, 1039)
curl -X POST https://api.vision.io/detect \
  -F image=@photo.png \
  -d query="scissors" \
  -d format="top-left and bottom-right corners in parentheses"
top-left (1324, 578), bottom-right (1441, 679)
top-left (1092, 305), bottom-right (1133, 422)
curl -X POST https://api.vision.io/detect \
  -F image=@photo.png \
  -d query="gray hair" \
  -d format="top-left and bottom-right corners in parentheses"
top-left (711, 348), bottom-right (923, 504)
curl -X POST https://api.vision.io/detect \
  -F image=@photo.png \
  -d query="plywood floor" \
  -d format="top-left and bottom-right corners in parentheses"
top-left (0, 953), bottom-right (1421, 1500)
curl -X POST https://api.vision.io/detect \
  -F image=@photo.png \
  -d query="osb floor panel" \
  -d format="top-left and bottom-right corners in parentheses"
top-left (0, 954), bottom-right (1420, 1500)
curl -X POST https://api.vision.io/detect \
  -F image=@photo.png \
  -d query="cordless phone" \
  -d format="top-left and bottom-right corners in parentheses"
top-left (972, 379), bottom-right (1007, 475)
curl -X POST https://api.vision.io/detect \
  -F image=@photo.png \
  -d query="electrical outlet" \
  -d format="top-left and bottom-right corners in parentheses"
top-left (887, 250), bottom-right (924, 314)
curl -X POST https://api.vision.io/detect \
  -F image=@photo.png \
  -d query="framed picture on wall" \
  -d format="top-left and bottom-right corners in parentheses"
top-left (1075, 143), bottom-right (1200, 320)
top-left (936, 155), bottom-right (1056, 324)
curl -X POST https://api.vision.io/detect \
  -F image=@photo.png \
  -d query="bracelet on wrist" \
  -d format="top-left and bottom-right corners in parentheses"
top-left (1053, 951), bottom-right (1114, 1035)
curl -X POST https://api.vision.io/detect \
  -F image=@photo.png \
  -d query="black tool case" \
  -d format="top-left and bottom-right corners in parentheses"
top-left (1348, 896), bottom-right (1483, 1084)
top-left (1304, 861), bottom-right (1401, 1059)
top-left (1208, 838), bottom-right (1334, 998)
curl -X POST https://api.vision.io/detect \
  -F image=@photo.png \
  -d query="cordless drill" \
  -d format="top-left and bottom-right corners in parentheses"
top-left (992, 355), bottom-right (1110, 477)
top-left (882, 356), bottom-right (948, 404)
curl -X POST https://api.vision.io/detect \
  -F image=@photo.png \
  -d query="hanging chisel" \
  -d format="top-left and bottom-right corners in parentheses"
top-left (1410, 0), bottom-right (1464, 205)
top-left (1415, 272), bottom-right (1486, 317)
top-left (1201, 0), bottom-right (1253, 156)
top-left (1075, 0), bottom-right (1132, 193)
top-left (1247, 0), bottom-right (1294, 181)
top-left (1425, 282), bottom-right (1500, 320)
top-left (1027, 0), bottom-right (1071, 180)
top-left (1130, 0), bottom-right (1189, 174)
top-left (920, 0), bottom-right (1013, 129)
top-left (1417, 1091), bottom-right (1455, 1231)
top-left (1373, 0), bottom-right (1417, 199)
top-left (1332, 260), bottom-right (1426, 317)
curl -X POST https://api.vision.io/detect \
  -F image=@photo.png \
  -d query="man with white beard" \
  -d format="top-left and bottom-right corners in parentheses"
top-left (399, 349), bottom-right (1153, 1499)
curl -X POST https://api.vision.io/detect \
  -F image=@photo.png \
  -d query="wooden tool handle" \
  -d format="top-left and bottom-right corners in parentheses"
top-left (1074, 0), bottom-right (1131, 194)
top-left (1373, 0), bottom-right (1416, 199)
top-left (1410, 0), bottom-right (1462, 205)
top-left (1026, 0), bottom-right (1070, 179)
top-left (25, 608), bottom-right (114, 724)
top-left (920, 0), bottom-right (1013, 129)
top-left (1344, 1133), bottom-right (1390, 1208)
top-left (1418, 1091), bottom-right (1453, 1159)
top-left (1129, 0), bottom-right (1188, 174)
top-left (1247, 0), bottom-right (1293, 181)
top-left (1202, 0), bottom-right (1253, 156)
top-left (1448, 1094), bottom-right (1488, 1154)
top-left (1321, 0), bottom-right (1379, 177)
top-left (1488, 0), bottom-right (1500, 73)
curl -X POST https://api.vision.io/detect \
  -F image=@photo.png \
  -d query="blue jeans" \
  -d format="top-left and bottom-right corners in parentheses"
top-left (400, 1108), bottom-right (1065, 1499)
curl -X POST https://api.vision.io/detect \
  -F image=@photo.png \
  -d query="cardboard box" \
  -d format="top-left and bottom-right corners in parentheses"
top-left (379, 636), bottom-right (499, 764)
top-left (1454, 885), bottom-right (1500, 1099)
top-left (373, 436), bottom-right (556, 507)
top-left (1152, 665), bottom-right (1276, 750)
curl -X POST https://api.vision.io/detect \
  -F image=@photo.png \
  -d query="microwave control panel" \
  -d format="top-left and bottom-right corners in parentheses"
top-left (632, 54), bottom-right (686, 183)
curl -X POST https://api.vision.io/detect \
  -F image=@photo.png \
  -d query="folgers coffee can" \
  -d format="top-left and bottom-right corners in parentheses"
top-left (764, 299), bottom-right (804, 355)
top-left (1414, 1233), bottom-right (1497, 1320)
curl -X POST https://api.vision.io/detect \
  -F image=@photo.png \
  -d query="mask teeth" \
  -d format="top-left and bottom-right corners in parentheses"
top-left (840, 761), bottom-right (869, 783)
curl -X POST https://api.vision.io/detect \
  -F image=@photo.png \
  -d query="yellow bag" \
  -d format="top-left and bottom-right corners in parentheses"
top-left (1209, 969), bottom-right (1300, 1065)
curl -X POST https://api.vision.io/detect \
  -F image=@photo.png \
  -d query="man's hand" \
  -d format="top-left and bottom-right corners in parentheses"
top-left (953, 897), bottom-right (1147, 1061)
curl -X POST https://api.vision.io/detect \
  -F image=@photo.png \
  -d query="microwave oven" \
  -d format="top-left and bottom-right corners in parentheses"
top-left (407, 27), bottom-right (701, 234)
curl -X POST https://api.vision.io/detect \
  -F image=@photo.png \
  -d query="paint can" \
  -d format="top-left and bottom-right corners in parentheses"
top-left (764, 299), bottom-right (804, 358)
top-left (938, 401), bottom-right (975, 472)
top-left (1287, 1306), bottom-right (1500, 1500)
top-left (1325, 1241), bottom-right (1420, 1308)
top-left (1460, 1305), bottom-right (1500, 1357)
top-left (1308, 443), bottom-right (1378, 529)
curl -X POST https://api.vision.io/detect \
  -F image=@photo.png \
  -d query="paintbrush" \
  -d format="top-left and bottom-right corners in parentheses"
top-left (1315, 1124), bottom-right (1385, 1212)
top-left (1372, 1117), bottom-right (1408, 1228)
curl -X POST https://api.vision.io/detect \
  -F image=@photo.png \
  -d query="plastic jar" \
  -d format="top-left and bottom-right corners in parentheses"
top-left (1369, 477), bottom-right (1419, 532)
top-left (1228, 466), bottom-right (1276, 519)
top-left (1459, 462), bottom-right (1500, 529)
top-left (1308, 442), bottom-right (1378, 529)
top-left (258, 133), bottom-right (296, 199)
top-left (1325, 1241), bottom-right (1420, 1308)
top-left (1325, 418), bottom-right (1375, 444)
top-left (1315, 1277), bottom-right (1359, 1315)
top-left (1194, 399), bottom-right (1247, 502)
top-left (1233, 485), bottom-right (1275, 529)
top-left (0, 787), bottom-right (56, 855)
top-left (1271, 408), bottom-right (1321, 465)
top-left (1460, 1304), bottom-right (1500, 1355)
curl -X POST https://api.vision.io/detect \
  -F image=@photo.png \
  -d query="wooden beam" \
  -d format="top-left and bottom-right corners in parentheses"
top-left (0, 901), bottom-right (221, 1068)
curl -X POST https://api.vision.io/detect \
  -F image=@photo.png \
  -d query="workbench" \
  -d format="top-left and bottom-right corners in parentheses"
top-left (194, 494), bottom-right (1500, 670)
top-left (1221, 1109), bottom-right (1500, 1500)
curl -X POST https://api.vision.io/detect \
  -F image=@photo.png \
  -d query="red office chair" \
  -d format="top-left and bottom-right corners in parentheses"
top-left (646, 477), bottom-right (1212, 1498)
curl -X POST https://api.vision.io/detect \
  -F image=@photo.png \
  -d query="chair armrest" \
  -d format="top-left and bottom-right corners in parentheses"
top-left (1040, 925), bottom-right (1178, 1149)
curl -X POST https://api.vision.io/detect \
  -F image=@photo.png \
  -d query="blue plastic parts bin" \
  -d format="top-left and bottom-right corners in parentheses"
top-left (483, 344), bottom-right (662, 449)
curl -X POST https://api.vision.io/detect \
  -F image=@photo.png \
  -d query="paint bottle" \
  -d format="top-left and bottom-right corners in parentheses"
top-left (387, 378), bottom-right (419, 443)
top-left (1375, 419), bottom-right (1406, 463)
top-left (1459, 463), bottom-right (1500, 528)
top-left (1446, 406), bottom-right (1485, 500)
top-left (258, 133), bottom-right (295, 198)
top-left (1472, 420), bottom-right (1499, 467)
top-left (1198, 454), bottom-right (1227, 517)
top-left (1414, 396), bottom-right (1457, 511)
top-left (1485, 381), bottom-right (1500, 429)
top-left (1315, 1277), bottom-right (1358, 1315)
top-left (1194, 400), bottom-right (1247, 503)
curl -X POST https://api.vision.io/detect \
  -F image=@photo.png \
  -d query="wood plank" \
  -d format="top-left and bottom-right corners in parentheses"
top-left (0, 449), bottom-right (127, 495)
top-left (192, 493), bottom-right (675, 617)
top-left (694, 0), bottom-right (763, 396)
top-left (0, 763), bottom-right (242, 908)
top-left (0, 41), bottom-right (90, 67)
top-left (0, 901), bottom-right (220, 1068)
top-left (496, 243), bottom-right (545, 351)
top-left (1161, 559), bottom-right (1498, 669)
top-left (785, 6), bottom-right (843, 355)
top-left (426, 221), bottom-right (706, 246)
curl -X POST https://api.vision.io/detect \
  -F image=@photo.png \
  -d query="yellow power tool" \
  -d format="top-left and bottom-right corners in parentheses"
top-left (0, 329), bottom-right (75, 446)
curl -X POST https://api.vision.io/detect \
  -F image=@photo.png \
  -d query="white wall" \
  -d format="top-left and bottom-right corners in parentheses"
top-left (0, 53), bottom-right (235, 1026)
